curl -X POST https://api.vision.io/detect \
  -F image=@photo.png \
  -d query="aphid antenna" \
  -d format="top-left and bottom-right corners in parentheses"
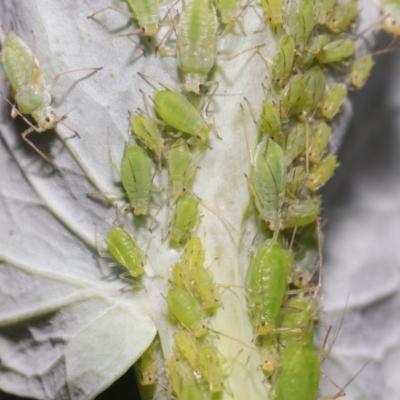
top-left (138, 71), bottom-right (178, 92)
top-left (219, 42), bottom-right (266, 63)
top-left (155, 0), bottom-right (180, 56)
top-left (87, 4), bottom-right (132, 21)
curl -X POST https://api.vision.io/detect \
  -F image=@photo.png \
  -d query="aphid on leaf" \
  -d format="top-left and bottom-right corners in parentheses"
top-left (192, 264), bottom-right (221, 310)
top-left (308, 122), bottom-right (330, 163)
top-left (317, 37), bottom-right (355, 64)
top-left (259, 100), bottom-right (282, 141)
top-left (285, 165), bottom-right (306, 196)
top-left (313, 0), bottom-right (336, 25)
top-left (299, 34), bottom-right (329, 68)
top-left (280, 73), bottom-right (306, 119)
top-left (289, 0), bottom-right (314, 53)
top-left (326, 1), bottom-right (358, 33)
top-left (307, 154), bottom-right (337, 191)
top-left (261, 0), bottom-right (285, 25)
top-left (272, 34), bottom-right (295, 86)
top-left (320, 83), bottom-right (347, 120)
top-left (174, 330), bottom-right (199, 369)
top-left (284, 122), bottom-right (306, 165)
top-left (197, 344), bottom-right (225, 393)
top-left (350, 54), bottom-right (375, 89)
top-left (139, 337), bottom-right (160, 385)
top-left (169, 195), bottom-right (199, 243)
top-left (182, 236), bottom-right (205, 269)
top-left (281, 197), bottom-right (321, 228)
top-left (382, 0), bottom-right (400, 36)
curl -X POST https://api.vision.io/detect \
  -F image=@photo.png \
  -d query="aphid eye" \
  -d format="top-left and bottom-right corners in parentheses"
top-left (45, 117), bottom-right (51, 122)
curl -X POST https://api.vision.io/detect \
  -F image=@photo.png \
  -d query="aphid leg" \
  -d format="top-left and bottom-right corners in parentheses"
top-left (219, 43), bottom-right (265, 62)
top-left (138, 72), bottom-right (178, 91)
top-left (20, 125), bottom-right (53, 164)
top-left (48, 67), bottom-right (103, 92)
top-left (87, 5), bottom-right (132, 21)
top-left (155, 6), bottom-right (179, 56)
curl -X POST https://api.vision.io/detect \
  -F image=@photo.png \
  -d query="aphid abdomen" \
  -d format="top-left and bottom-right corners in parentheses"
top-left (169, 195), bottom-right (199, 243)
top-left (197, 345), bottom-right (224, 392)
top-left (120, 144), bottom-right (153, 215)
top-left (307, 154), bottom-right (337, 191)
top-left (192, 265), bottom-right (220, 309)
top-left (246, 240), bottom-right (290, 336)
top-left (126, 0), bottom-right (159, 36)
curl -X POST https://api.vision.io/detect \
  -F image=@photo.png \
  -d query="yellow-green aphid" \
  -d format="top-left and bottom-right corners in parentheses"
top-left (131, 114), bottom-right (165, 158)
top-left (268, 343), bottom-right (320, 400)
top-left (105, 226), bottom-right (144, 277)
top-left (326, 1), bottom-right (358, 33)
top-left (280, 73), bottom-right (306, 119)
top-left (179, 382), bottom-right (206, 400)
top-left (215, 0), bottom-right (239, 24)
top-left (154, 90), bottom-right (209, 142)
top-left (166, 356), bottom-right (196, 397)
top-left (182, 236), bottom-right (205, 269)
top-left (307, 154), bottom-right (337, 191)
top-left (197, 344), bottom-right (224, 393)
top-left (282, 197), bottom-right (321, 228)
top-left (285, 123), bottom-right (306, 165)
top-left (350, 54), bottom-right (375, 89)
top-left (167, 287), bottom-right (207, 337)
top-left (177, 0), bottom-right (218, 93)
top-left (175, 330), bottom-right (199, 368)
top-left (277, 299), bottom-right (315, 347)
top-left (120, 144), bottom-right (152, 215)
top-left (167, 138), bottom-right (193, 197)
top-left (299, 34), bottom-right (329, 68)
top-left (308, 122), bottom-right (330, 163)
top-left (285, 165), bottom-right (306, 196)
top-left (289, 0), bottom-right (314, 53)
top-left (1, 33), bottom-right (60, 161)
top-left (192, 265), bottom-right (221, 310)
top-left (272, 34), bottom-right (295, 86)
top-left (171, 262), bottom-right (191, 291)
top-left (246, 239), bottom-right (290, 336)
top-left (316, 37), bottom-right (355, 64)
top-left (258, 336), bottom-right (279, 377)
top-left (262, 0), bottom-right (285, 25)
top-left (253, 138), bottom-right (287, 231)
top-left (259, 100), bottom-right (282, 141)
top-left (313, 0), bottom-right (336, 25)
top-left (382, 0), bottom-right (400, 35)
top-left (295, 65), bottom-right (325, 118)
top-left (320, 83), bottom-right (347, 120)
top-left (169, 195), bottom-right (199, 243)
top-left (139, 338), bottom-right (160, 385)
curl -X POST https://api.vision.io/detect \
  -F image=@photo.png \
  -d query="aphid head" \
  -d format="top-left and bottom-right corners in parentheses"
top-left (33, 106), bottom-right (58, 130)
top-left (141, 23), bottom-right (158, 37)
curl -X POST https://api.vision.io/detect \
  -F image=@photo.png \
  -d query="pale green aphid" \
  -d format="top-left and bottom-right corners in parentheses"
top-left (166, 356), bottom-right (196, 398)
top-left (253, 138), bottom-right (287, 231)
top-left (295, 65), bottom-right (325, 118)
top-left (320, 83), bottom-right (347, 120)
top-left (262, 0), bottom-right (285, 25)
top-left (131, 113), bottom-right (165, 158)
top-left (167, 138), bottom-right (193, 197)
top-left (307, 154), bottom-right (337, 191)
top-left (308, 121), bottom-right (330, 163)
top-left (316, 37), bottom-right (355, 64)
top-left (285, 165), bottom-right (306, 196)
top-left (289, 0), bottom-right (314, 52)
top-left (326, 1), bottom-right (358, 33)
top-left (197, 344), bottom-right (224, 393)
top-left (246, 239), bottom-right (290, 336)
top-left (268, 343), bottom-right (320, 400)
top-left (167, 287), bottom-right (207, 337)
top-left (175, 330), bottom-right (199, 369)
top-left (182, 236), bottom-right (205, 269)
top-left (120, 144), bottom-right (153, 215)
top-left (105, 226), bottom-right (144, 277)
top-left (139, 338), bottom-right (160, 385)
top-left (313, 0), bottom-right (336, 25)
top-left (282, 197), bottom-right (321, 228)
top-left (382, 0), bottom-right (400, 35)
top-left (350, 54), bottom-right (375, 89)
top-left (192, 265), bottom-right (221, 310)
top-left (154, 90), bottom-right (209, 143)
top-left (259, 100), bottom-right (282, 141)
top-left (171, 262), bottom-right (191, 291)
top-left (285, 123), bottom-right (306, 165)
top-left (277, 298), bottom-right (315, 347)
top-left (215, 0), bottom-right (239, 25)
top-left (299, 34), bottom-right (329, 68)
top-left (280, 73), bottom-right (306, 119)
top-left (177, 0), bottom-right (218, 93)
top-left (88, 0), bottom-right (159, 37)
top-left (169, 195), bottom-right (199, 243)
top-left (272, 34), bottom-right (295, 86)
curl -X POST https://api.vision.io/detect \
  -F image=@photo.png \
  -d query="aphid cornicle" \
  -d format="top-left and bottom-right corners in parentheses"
top-left (153, 90), bottom-right (209, 143)
top-left (120, 144), bottom-right (153, 215)
top-left (246, 239), bottom-right (290, 336)
top-left (177, 0), bottom-right (218, 93)
top-left (105, 226), bottom-right (144, 277)
top-left (169, 195), bottom-right (199, 243)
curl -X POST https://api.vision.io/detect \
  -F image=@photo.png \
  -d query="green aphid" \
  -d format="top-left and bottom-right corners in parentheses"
top-left (215, 0), bottom-right (239, 25)
top-left (280, 73), bottom-right (306, 119)
top-left (285, 165), bottom-right (306, 196)
top-left (290, 0), bottom-right (314, 52)
top-left (171, 262), bottom-right (191, 291)
top-left (131, 114), bottom-right (165, 158)
top-left (282, 197), bottom-right (321, 228)
top-left (259, 100), bottom-right (282, 141)
top-left (299, 34), bottom-right (329, 68)
top-left (258, 336), bottom-right (279, 377)
top-left (272, 34), bottom-right (295, 86)
top-left (308, 122), bottom-right (330, 163)
top-left (177, 0), bottom-right (218, 93)
top-left (320, 83), bottom-right (347, 120)
top-left (139, 338), bottom-right (160, 386)
top-left (382, 0), bottom-right (400, 36)
top-left (169, 195), bottom-right (199, 243)
top-left (180, 382), bottom-right (206, 400)
top-left (326, 1), bottom-right (358, 33)
top-left (182, 236), bottom-right (205, 269)
top-left (167, 138), bottom-right (193, 197)
top-left (307, 154), bottom-right (337, 191)
top-left (167, 287), bottom-right (207, 337)
top-left (350, 54), bottom-right (375, 89)
top-left (192, 265), bottom-right (221, 310)
top-left (295, 65), bottom-right (325, 118)
top-left (277, 299), bottom-right (315, 347)
top-left (268, 343), bottom-right (320, 400)
top-left (105, 226), bottom-right (144, 277)
top-left (317, 37), bottom-right (355, 64)
top-left (120, 144), bottom-right (152, 215)
top-left (166, 356), bottom-right (196, 398)
top-left (313, 0), bottom-right (336, 25)
top-left (285, 123), bottom-right (306, 165)
top-left (175, 330), bottom-right (199, 369)
top-left (197, 345), bottom-right (224, 393)
top-left (253, 138), bottom-right (287, 231)
top-left (154, 90), bottom-right (209, 142)
top-left (262, 0), bottom-right (285, 25)
top-left (246, 239), bottom-right (290, 336)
